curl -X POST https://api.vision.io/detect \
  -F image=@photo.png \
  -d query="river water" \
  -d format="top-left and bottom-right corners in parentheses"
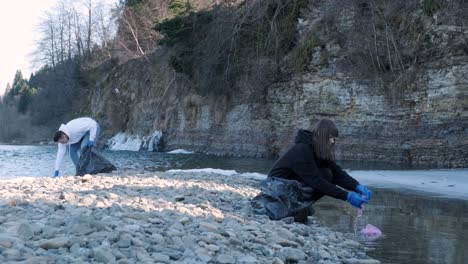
top-left (0, 144), bottom-right (467, 264)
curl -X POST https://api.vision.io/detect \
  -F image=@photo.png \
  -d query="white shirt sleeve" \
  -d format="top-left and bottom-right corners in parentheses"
top-left (55, 144), bottom-right (66, 171)
top-left (89, 120), bottom-right (98, 141)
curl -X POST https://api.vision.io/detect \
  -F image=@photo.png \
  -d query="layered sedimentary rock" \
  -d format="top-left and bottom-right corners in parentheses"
top-left (90, 2), bottom-right (467, 167)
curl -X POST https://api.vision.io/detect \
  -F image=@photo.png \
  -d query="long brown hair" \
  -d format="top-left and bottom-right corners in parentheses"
top-left (311, 119), bottom-right (339, 161)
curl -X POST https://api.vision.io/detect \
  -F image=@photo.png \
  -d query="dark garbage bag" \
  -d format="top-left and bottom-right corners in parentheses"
top-left (76, 146), bottom-right (116, 176)
top-left (251, 177), bottom-right (315, 223)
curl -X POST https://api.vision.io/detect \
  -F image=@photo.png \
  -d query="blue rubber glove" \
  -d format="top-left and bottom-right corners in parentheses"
top-left (53, 170), bottom-right (59, 177)
top-left (356, 184), bottom-right (372, 200)
top-left (347, 192), bottom-right (368, 209)
top-left (87, 140), bottom-right (94, 147)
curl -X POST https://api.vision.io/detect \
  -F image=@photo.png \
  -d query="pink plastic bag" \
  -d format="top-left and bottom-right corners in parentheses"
top-left (360, 224), bottom-right (382, 236)
top-left (355, 195), bottom-right (382, 239)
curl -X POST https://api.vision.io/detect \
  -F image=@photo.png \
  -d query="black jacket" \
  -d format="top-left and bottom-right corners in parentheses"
top-left (268, 129), bottom-right (359, 201)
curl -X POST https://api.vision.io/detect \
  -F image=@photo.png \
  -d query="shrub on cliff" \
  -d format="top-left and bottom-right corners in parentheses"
top-left (154, 0), bottom-right (309, 96)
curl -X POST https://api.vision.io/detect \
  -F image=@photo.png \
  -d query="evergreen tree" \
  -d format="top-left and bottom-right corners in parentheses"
top-left (2, 83), bottom-right (11, 104)
top-left (11, 70), bottom-right (26, 97)
top-left (3, 70), bottom-right (37, 114)
top-left (17, 83), bottom-right (37, 114)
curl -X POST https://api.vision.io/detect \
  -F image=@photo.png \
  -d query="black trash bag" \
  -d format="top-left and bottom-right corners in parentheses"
top-left (251, 177), bottom-right (315, 223)
top-left (76, 146), bottom-right (116, 176)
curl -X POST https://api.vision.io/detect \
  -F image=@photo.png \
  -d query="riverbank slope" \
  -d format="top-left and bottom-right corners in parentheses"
top-left (0, 171), bottom-right (379, 263)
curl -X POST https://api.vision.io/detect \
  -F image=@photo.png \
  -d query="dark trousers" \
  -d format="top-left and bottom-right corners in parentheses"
top-left (251, 168), bottom-right (334, 222)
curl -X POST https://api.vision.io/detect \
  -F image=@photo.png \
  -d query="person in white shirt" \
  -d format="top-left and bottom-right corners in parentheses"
top-left (53, 117), bottom-right (100, 177)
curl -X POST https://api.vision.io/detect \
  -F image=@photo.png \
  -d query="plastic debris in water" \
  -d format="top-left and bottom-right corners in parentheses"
top-left (360, 224), bottom-right (382, 237)
top-left (354, 195), bottom-right (382, 240)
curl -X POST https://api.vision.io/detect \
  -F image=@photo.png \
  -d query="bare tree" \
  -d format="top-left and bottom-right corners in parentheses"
top-left (94, 1), bottom-right (116, 57)
top-left (31, 10), bottom-right (58, 71)
top-left (113, 0), bottom-right (168, 61)
top-left (83, 0), bottom-right (94, 54)
top-left (31, 0), bottom-right (116, 69)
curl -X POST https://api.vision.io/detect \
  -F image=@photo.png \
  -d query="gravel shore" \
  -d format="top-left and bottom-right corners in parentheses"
top-left (0, 171), bottom-right (380, 264)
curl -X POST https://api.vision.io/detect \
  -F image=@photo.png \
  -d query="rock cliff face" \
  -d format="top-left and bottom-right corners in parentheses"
top-left (90, 1), bottom-right (467, 168)
top-left (267, 64), bottom-right (467, 167)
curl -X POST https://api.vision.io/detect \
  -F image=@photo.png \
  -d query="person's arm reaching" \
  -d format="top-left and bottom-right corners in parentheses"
top-left (54, 144), bottom-right (66, 176)
top-left (292, 161), bottom-right (349, 201)
top-left (328, 161), bottom-right (372, 200)
top-left (89, 120), bottom-right (98, 141)
top-left (328, 161), bottom-right (360, 191)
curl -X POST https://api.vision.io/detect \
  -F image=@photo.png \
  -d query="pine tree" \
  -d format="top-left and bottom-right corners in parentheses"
top-left (3, 70), bottom-right (37, 114)
top-left (2, 83), bottom-right (11, 104)
top-left (10, 70), bottom-right (26, 97)
top-left (17, 83), bottom-right (37, 114)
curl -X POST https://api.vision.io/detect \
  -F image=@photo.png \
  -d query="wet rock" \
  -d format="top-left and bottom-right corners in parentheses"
top-left (340, 240), bottom-right (361, 248)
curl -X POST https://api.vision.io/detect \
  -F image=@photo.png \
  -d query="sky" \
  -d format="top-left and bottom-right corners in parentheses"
top-left (0, 0), bottom-right (56, 95)
top-left (0, 0), bottom-right (117, 96)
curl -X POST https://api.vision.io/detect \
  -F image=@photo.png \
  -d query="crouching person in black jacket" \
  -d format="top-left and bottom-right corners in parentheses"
top-left (252, 119), bottom-right (372, 223)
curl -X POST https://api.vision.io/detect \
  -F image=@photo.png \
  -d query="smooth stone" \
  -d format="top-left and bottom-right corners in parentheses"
top-left (0, 235), bottom-right (18, 248)
top-left (340, 240), bottom-right (361, 248)
top-left (71, 224), bottom-right (96, 236)
top-left (151, 233), bottom-right (165, 244)
top-left (17, 223), bottom-right (34, 240)
top-left (39, 237), bottom-right (69, 249)
top-left (199, 222), bottom-right (220, 233)
top-left (112, 249), bottom-right (126, 260)
top-left (272, 257), bottom-right (285, 264)
top-left (278, 247), bottom-right (307, 262)
top-left (117, 234), bottom-right (132, 248)
top-left (94, 247), bottom-right (116, 263)
top-left (206, 244), bottom-right (220, 252)
top-left (319, 249), bottom-right (332, 259)
top-left (344, 259), bottom-right (381, 264)
top-left (80, 175), bottom-right (93, 182)
top-left (3, 248), bottom-right (21, 258)
top-left (174, 195), bottom-right (185, 201)
top-left (135, 247), bottom-right (152, 261)
top-left (179, 217), bottom-right (191, 224)
top-left (216, 254), bottom-right (236, 264)
top-left (69, 243), bottom-right (80, 255)
top-left (238, 255), bottom-right (258, 263)
top-left (131, 237), bottom-right (145, 247)
top-left (23, 256), bottom-right (57, 264)
top-left (151, 253), bottom-right (171, 263)
top-left (40, 226), bottom-right (57, 238)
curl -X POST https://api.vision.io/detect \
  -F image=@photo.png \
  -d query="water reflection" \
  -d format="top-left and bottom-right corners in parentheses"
top-left (314, 188), bottom-right (468, 264)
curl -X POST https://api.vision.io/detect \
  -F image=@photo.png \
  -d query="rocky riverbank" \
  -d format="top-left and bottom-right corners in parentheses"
top-left (0, 171), bottom-right (379, 263)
